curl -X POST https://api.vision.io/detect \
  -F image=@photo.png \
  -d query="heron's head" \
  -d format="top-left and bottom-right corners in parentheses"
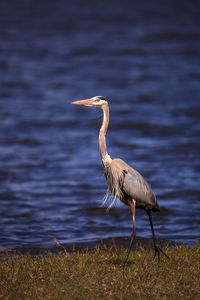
top-left (71, 96), bottom-right (107, 108)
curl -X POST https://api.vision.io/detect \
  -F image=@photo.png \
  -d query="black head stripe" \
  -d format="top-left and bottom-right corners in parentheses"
top-left (98, 96), bottom-right (106, 100)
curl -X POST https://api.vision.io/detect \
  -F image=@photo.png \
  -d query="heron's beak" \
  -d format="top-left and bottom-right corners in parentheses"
top-left (71, 99), bottom-right (93, 106)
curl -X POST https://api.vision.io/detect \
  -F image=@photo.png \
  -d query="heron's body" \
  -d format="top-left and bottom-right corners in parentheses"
top-left (72, 96), bottom-right (169, 266)
top-left (105, 158), bottom-right (159, 212)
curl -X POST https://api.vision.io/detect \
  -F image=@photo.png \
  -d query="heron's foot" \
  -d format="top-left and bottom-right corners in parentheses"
top-left (153, 244), bottom-right (169, 263)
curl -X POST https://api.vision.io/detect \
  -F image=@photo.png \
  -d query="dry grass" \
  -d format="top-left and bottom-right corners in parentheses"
top-left (0, 244), bottom-right (199, 299)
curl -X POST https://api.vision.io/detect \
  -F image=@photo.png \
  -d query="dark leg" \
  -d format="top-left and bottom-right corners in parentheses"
top-left (123, 200), bottom-right (136, 267)
top-left (147, 211), bottom-right (169, 262)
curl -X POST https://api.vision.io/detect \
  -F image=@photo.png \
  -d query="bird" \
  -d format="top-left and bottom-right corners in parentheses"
top-left (71, 96), bottom-right (169, 266)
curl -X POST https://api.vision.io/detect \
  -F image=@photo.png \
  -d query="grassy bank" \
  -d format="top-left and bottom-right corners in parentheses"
top-left (0, 244), bottom-right (199, 299)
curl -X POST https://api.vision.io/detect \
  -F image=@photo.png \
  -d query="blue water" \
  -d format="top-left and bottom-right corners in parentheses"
top-left (0, 0), bottom-right (200, 250)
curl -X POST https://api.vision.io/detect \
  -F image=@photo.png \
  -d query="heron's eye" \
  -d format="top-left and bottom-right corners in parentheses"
top-left (96, 99), bottom-right (100, 102)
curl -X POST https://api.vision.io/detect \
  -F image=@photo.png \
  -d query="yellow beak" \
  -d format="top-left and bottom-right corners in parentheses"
top-left (71, 99), bottom-right (93, 106)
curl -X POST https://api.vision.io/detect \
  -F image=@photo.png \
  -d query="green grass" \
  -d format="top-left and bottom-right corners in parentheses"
top-left (0, 244), bottom-right (199, 299)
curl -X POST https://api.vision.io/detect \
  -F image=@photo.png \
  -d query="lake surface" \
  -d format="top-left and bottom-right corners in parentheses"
top-left (0, 0), bottom-right (200, 250)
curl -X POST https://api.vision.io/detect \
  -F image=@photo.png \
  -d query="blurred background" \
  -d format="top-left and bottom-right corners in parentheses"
top-left (0, 0), bottom-right (199, 250)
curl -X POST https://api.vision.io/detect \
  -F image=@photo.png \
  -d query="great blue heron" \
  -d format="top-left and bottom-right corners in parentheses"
top-left (72, 96), bottom-right (169, 266)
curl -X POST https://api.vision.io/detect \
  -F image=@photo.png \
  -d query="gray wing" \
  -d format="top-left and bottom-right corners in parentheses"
top-left (113, 159), bottom-right (160, 212)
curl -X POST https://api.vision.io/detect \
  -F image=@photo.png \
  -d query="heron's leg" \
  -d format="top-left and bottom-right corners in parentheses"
top-left (123, 199), bottom-right (136, 267)
top-left (147, 211), bottom-right (169, 262)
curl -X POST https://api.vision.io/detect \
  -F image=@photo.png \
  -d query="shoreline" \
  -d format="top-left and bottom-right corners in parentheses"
top-left (0, 236), bottom-right (181, 257)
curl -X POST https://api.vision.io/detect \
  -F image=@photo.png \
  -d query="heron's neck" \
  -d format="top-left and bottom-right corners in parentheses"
top-left (99, 104), bottom-right (112, 166)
